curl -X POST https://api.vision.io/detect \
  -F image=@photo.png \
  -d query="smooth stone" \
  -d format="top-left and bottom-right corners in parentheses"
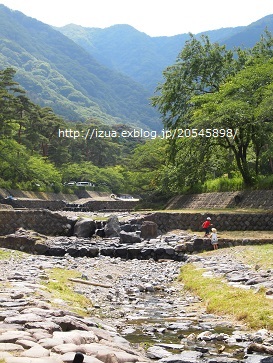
top-left (0, 330), bottom-right (32, 342)
top-left (51, 343), bottom-right (80, 354)
top-left (5, 357), bottom-right (64, 363)
top-left (147, 346), bottom-right (172, 359)
top-left (15, 339), bottom-right (39, 349)
top-left (0, 343), bottom-right (24, 351)
top-left (4, 313), bottom-right (44, 324)
top-left (21, 345), bottom-right (50, 358)
top-left (159, 350), bottom-right (203, 363)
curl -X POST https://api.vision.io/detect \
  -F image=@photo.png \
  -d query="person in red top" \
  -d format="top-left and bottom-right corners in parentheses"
top-left (202, 217), bottom-right (212, 237)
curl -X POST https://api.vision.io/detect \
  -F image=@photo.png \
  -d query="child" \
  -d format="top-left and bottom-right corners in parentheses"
top-left (202, 217), bottom-right (212, 237)
top-left (210, 228), bottom-right (218, 250)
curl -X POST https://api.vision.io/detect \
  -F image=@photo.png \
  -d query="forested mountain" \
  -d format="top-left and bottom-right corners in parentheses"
top-left (56, 24), bottom-right (189, 92)
top-left (0, 5), bottom-right (160, 130)
top-left (0, 3), bottom-right (272, 130)
top-left (222, 14), bottom-right (273, 49)
top-left (57, 15), bottom-right (273, 92)
top-left (0, 4), bottom-right (273, 197)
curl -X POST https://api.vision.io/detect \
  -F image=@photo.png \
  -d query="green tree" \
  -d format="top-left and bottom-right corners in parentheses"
top-left (152, 34), bottom-right (242, 129)
top-left (191, 59), bottom-right (273, 185)
top-left (126, 139), bottom-right (169, 193)
top-left (0, 68), bottom-right (26, 138)
top-left (0, 140), bottom-right (29, 184)
top-left (152, 31), bottom-right (273, 187)
top-left (27, 156), bottom-right (62, 189)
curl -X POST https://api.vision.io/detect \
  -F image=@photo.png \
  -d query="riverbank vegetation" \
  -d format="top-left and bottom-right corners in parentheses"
top-left (0, 249), bottom-right (23, 260)
top-left (179, 245), bottom-right (273, 329)
top-left (1, 30), bottom-right (273, 202)
top-left (43, 268), bottom-right (92, 315)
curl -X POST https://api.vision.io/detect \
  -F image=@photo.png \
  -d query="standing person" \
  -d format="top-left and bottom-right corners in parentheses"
top-left (210, 228), bottom-right (218, 250)
top-left (202, 217), bottom-right (212, 237)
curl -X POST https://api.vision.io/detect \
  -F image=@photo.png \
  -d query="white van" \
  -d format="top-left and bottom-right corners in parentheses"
top-left (76, 181), bottom-right (91, 187)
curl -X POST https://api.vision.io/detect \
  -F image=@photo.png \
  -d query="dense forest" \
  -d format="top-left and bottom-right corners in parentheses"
top-left (1, 31), bottom-right (273, 205)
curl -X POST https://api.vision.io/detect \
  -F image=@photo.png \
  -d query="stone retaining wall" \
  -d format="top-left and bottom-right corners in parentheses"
top-left (1, 197), bottom-right (138, 212)
top-left (4, 199), bottom-right (66, 211)
top-left (166, 190), bottom-right (273, 210)
top-left (139, 212), bottom-right (273, 233)
top-left (1, 210), bottom-right (273, 238)
top-left (84, 200), bottom-right (139, 211)
top-left (0, 210), bottom-right (72, 236)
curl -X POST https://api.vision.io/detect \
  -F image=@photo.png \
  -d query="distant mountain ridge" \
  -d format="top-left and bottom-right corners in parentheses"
top-left (57, 15), bottom-right (273, 92)
top-left (0, 4), bottom-right (160, 129)
top-left (0, 3), bottom-right (273, 129)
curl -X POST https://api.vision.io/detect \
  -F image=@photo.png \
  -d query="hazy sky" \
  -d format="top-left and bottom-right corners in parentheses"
top-left (1, 0), bottom-right (272, 36)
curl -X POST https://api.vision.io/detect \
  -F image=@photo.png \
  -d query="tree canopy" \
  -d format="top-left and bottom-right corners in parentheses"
top-left (152, 31), bottom-right (273, 187)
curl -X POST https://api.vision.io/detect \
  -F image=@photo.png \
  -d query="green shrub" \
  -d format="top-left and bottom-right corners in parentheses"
top-left (203, 176), bottom-right (244, 192)
top-left (256, 175), bottom-right (273, 189)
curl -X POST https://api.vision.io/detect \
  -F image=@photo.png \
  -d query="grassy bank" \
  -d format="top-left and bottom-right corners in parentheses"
top-left (43, 268), bottom-right (92, 315)
top-left (227, 245), bottom-right (273, 270)
top-left (179, 249), bottom-right (273, 329)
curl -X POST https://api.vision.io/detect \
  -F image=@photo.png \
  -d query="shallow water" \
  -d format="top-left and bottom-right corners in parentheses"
top-left (117, 290), bottom-right (245, 359)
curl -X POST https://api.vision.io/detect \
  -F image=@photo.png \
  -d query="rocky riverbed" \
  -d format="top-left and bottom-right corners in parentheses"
top-left (1, 232), bottom-right (273, 363)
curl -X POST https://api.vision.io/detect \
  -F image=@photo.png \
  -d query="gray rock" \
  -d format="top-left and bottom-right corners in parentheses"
top-left (74, 218), bottom-right (96, 238)
top-left (119, 231), bottom-right (141, 244)
top-left (4, 313), bottom-right (44, 324)
top-left (140, 221), bottom-right (158, 239)
top-left (0, 343), bottom-right (24, 352)
top-left (21, 345), bottom-right (50, 358)
top-left (104, 216), bottom-right (121, 237)
top-left (147, 346), bottom-right (172, 359)
top-left (159, 350), bottom-right (202, 363)
top-left (51, 343), bottom-right (79, 354)
top-left (52, 316), bottom-right (90, 331)
top-left (0, 331), bottom-right (32, 343)
top-left (245, 277), bottom-right (267, 285)
top-left (207, 357), bottom-right (242, 363)
top-left (120, 224), bottom-right (133, 232)
top-left (167, 322), bottom-right (192, 330)
top-left (24, 321), bottom-right (61, 333)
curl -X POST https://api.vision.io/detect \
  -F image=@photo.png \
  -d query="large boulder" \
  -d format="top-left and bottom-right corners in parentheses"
top-left (74, 219), bottom-right (96, 238)
top-left (119, 231), bottom-right (141, 244)
top-left (104, 216), bottom-right (120, 237)
top-left (140, 221), bottom-right (158, 239)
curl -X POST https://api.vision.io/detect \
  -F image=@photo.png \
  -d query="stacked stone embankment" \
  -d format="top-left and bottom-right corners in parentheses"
top-left (140, 212), bottom-right (273, 233)
top-left (0, 208), bottom-right (273, 242)
top-left (166, 190), bottom-right (273, 210)
top-left (0, 210), bottom-right (73, 236)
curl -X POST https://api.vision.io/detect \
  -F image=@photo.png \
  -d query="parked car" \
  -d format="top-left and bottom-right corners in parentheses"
top-left (76, 181), bottom-right (91, 187)
top-left (65, 181), bottom-right (76, 186)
